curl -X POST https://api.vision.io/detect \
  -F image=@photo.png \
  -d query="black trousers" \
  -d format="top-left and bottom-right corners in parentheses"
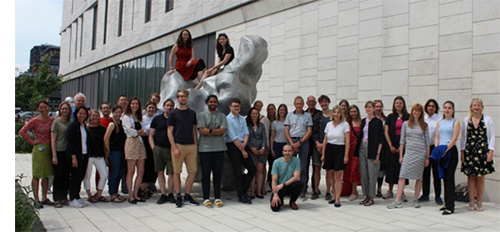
top-left (422, 145), bottom-right (442, 198)
top-left (69, 154), bottom-right (89, 200)
top-left (226, 143), bottom-right (256, 197)
top-left (443, 146), bottom-right (458, 211)
top-left (199, 151), bottom-right (225, 200)
top-left (270, 181), bottom-right (304, 212)
top-left (52, 151), bottom-right (70, 202)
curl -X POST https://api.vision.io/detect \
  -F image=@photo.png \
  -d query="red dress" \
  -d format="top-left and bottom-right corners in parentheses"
top-left (343, 124), bottom-right (360, 184)
top-left (175, 46), bottom-right (201, 80)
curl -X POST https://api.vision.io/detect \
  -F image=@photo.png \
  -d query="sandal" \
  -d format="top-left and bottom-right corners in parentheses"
top-left (110, 195), bottom-right (124, 203)
top-left (363, 197), bottom-right (374, 206)
top-left (54, 201), bottom-right (63, 208)
top-left (477, 202), bottom-right (483, 211)
top-left (116, 194), bottom-right (126, 201)
top-left (439, 206), bottom-right (447, 211)
top-left (98, 196), bottom-right (109, 202)
top-left (203, 199), bottom-right (213, 208)
top-left (214, 199), bottom-right (224, 207)
top-left (468, 203), bottom-right (475, 211)
top-left (88, 196), bottom-right (98, 203)
top-left (359, 196), bottom-right (369, 205)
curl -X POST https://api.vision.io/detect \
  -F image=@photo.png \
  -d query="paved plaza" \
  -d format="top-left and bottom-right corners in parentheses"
top-left (15, 153), bottom-right (500, 232)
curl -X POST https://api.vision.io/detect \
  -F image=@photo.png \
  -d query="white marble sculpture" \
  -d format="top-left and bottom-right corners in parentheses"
top-left (159, 35), bottom-right (268, 115)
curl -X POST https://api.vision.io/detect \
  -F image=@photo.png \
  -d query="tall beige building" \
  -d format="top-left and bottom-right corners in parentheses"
top-left (59, 0), bottom-right (500, 202)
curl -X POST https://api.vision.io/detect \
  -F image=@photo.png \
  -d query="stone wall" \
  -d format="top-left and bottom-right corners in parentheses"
top-left (221, 0), bottom-right (500, 202)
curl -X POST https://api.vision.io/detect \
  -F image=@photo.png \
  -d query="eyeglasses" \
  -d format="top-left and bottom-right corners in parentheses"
top-left (61, 108), bottom-right (70, 111)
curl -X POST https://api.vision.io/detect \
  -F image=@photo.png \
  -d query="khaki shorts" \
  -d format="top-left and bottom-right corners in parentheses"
top-left (171, 143), bottom-right (197, 174)
top-left (153, 145), bottom-right (173, 175)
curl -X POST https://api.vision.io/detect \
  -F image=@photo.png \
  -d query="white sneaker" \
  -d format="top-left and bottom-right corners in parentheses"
top-left (77, 198), bottom-right (88, 207)
top-left (69, 199), bottom-right (84, 208)
top-left (387, 200), bottom-right (402, 209)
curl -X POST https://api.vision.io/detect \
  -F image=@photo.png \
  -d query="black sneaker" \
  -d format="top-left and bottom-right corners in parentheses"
top-left (157, 194), bottom-right (168, 204)
top-left (167, 193), bottom-right (176, 204)
top-left (418, 195), bottom-right (429, 202)
top-left (176, 195), bottom-right (183, 208)
top-left (183, 195), bottom-right (199, 206)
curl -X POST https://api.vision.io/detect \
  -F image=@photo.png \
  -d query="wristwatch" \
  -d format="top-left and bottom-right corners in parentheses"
top-left (209, 128), bottom-right (212, 134)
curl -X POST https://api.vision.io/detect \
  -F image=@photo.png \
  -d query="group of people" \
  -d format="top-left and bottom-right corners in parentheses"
top-left (20, 88), bottom-right (495, 214)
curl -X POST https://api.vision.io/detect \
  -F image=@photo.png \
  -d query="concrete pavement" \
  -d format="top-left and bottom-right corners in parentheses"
top-left (15, 153), bottom-right (500, 231)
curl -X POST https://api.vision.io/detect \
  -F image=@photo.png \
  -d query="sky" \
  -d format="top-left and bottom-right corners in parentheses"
top-left (15, 0), bottom-right (63, 75)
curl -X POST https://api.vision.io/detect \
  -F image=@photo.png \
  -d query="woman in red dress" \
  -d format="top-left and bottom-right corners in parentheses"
top-left (344, 105), bottom-right (361, 201)
top-left (167, 29), bottom-right (208, 89)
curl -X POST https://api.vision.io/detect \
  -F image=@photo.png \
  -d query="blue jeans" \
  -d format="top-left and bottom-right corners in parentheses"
top-left (292, 138), bottom-right (309, 194)
top-left (108, 150), bottom-right (126, 196)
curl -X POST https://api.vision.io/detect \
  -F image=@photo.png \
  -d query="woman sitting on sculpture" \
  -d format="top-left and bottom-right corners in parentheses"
top-left (167, 29), bottom-right (209, 89)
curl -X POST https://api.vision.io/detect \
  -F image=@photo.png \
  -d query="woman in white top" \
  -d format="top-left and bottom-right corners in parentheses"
top-left (460, 98), bottom-right (495, 211)
top-left (122, 97), bottom-right (148, 204)
top-left (321, 105), bottom-right (350, 207)
top-left (420, 99), bottom-right (443, 204)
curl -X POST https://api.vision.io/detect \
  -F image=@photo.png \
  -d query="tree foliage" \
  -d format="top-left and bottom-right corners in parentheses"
top-left (15, 55), bottom-right (62, 111)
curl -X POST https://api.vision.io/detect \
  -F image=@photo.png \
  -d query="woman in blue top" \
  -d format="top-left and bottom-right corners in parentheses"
top-left (434, 101), bottom-right (460, 215)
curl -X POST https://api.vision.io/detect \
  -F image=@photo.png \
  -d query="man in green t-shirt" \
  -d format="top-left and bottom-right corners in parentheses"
top-left (270, 144), bottom-right (303, 211)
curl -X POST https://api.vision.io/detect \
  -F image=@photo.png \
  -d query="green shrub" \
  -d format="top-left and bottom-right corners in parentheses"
top-left (15, 174), bottom-right (40, 232)
top-left (15, 123), bottom-right (24, 135)
top-left (15, 136), bottom-right (33, 153)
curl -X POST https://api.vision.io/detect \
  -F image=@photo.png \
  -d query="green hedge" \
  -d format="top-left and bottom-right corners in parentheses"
top-left (15, 136), bottom-right (33, 153)
top-left (15, 123), bottom-right (24, 135)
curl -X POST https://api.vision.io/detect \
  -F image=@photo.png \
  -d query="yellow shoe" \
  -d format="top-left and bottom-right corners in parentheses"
top-left (214, 199), bottom-right (224, 207)
top-left (203, 199), bottom-right (213, 208)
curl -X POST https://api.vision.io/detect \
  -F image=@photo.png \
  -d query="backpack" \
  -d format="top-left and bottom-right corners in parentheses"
top-left (455, 182), bottom-right (469, 202)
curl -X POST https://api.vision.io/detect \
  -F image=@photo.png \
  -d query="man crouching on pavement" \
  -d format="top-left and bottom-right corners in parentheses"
top-left (270, 144), bottom-right (303, 212)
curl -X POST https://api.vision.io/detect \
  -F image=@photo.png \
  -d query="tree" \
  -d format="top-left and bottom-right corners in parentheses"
top-left (15, 55), bottom-right (62, 111)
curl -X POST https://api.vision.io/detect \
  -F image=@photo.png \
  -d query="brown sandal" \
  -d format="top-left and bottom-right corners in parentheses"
top-left (111, 195), bottom-right (125, 203)
top-left (98, 196), bottom-right (109, 202)
top-left (88, 196), bottom-right (98, 203)
top-left (363, 197), bottom-right (374, 206)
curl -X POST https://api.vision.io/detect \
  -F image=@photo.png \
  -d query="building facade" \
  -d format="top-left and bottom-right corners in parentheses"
top-left (59, 0), bottom-right (500, 202)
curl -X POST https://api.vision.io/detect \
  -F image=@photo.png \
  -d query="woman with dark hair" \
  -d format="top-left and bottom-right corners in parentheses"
top-left (420, 98), bottom-right (443, 204)
top-left (246, 107), bottom-right (267, 199)
top-left (122, 97), bottom-right (148, 204)
top-left (339, 99), bottom-right (350, 115)
top-left (461, 98), bottom-right (495, 211)
top-left (104, 105), bottom-right (127, 203)
top-left (344, 105), bottom-right (361, 201)
top-left (140, 101), bottom-right (158, 199)
top-left (374, 99), bottom-right (387, 198)
top-left (207, 33), bottom-right (234, 76)
top-left (167, 29), bottom-right (208, 89)
top-left (433, 101), bottom-right (460, 215)
top-left (383, 96), bottom-right (409, 200)
top-left (387, 104), bottom-right (430, 209)
top-left (66, 106), bottom-right (90, 208)
top-left (20, 100), bottom-right (55, 208)
top-left (265, 103), bottom-right (277, 190)
top-left (50, 101), bottom-right (72, 208)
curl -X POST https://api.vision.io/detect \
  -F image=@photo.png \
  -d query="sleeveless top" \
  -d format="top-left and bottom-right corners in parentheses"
top-left (438, 118), bottom-right (455, 145)
top-left (110, 122), bottom-right (126, 152)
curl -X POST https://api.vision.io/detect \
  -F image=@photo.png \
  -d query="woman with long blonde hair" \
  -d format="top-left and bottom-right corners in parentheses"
top-left (460, 98), bottom-right (495, 211)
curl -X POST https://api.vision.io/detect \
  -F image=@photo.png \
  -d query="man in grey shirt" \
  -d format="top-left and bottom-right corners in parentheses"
top-left (197, 95), bottom-right (228, 208)
top-left (284, 96), bottom-right (313, 198)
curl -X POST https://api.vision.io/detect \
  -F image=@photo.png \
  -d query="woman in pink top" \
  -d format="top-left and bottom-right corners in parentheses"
top-left (19, 100), bottom-right (55, 208)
